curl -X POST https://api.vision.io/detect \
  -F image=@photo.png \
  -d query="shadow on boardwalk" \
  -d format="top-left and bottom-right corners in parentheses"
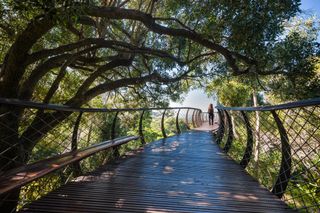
top-left (20, 131), bottom-right (294, 213)
top-left (193, 121), bottom-right (219, 132)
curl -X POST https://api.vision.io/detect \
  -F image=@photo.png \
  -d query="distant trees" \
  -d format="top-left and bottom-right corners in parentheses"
top-left (206, 16), bottom-right (319, 106)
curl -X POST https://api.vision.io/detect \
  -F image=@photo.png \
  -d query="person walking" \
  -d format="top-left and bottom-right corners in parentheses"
top-left (208, 104), bottom-right (214, 125)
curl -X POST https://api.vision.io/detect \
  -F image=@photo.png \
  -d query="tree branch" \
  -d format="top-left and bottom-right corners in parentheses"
top-left (19, 46), bottom-right (99, 100)
top-left (85, 6), bottom-right (257, 74)
top-left (66, 23), bottom-right (83, 39)
top-left (28, 38), bottom-right (187, 65)
top-left (0, 13), bottom-right (55, 98)
top-left (154, 17), bottom-right (196, 33)
top-left (19, 54), bottom-right (69, 100)
top-left (73, 57), bottom-right (134, 100)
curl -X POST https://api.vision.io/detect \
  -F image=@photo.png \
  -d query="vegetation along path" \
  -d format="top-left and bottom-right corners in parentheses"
top-left (20, 131), bottom-right (294, 213)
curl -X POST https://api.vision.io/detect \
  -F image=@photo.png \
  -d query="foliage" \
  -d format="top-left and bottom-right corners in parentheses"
top-left (264, 17), bottom-right (320, 101)
top-left (206, 77), bottom-right (252, 107)
top-left (0, 0), bottom-right (319, 212)
top-left (218, 108), bottom-right (320, 211)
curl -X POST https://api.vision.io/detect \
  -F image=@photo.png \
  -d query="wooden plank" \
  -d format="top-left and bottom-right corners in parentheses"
top-left (0, 136), bottom-right (139, 195)
top-left (20, 131), bottom-right (295, 212)
top-left (193, 121), bottom-right (219, 131)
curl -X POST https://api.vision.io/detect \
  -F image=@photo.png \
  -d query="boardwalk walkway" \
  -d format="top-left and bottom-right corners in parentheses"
top-left (20, 131), bottom-right (294, 213)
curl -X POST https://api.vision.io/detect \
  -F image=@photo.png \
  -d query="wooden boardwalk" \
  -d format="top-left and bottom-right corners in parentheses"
top-left (193, 121), bottom-right (219, 131)
top-left (20, 131), bottom-right (294, 213)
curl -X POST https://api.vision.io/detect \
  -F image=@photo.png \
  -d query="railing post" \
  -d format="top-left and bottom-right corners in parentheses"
top-left (111, 111), bottom-right (120, 158)
top-left (192, 109), bottom-right (196, 128)
top-left (212, 110), bottom-right (215, 124)
top-left (194, 110), bottom-right (198, 127)
top-left (176, 109), bottom-right (181, 134)
top-left (139, 110), bottom-right (145, 145)
top-left (239, 111), bottom-right (253, 169)
top-left (271, 110), bottom-right (291, 198)
top-left (223, 110), bottom-right (233, 153)
top-left (185, 109), bottom-right (190, 130)
top-left (71, 112), bottom-right (83, 176)
top-left (197, 110), bottom-right (201, 127)
top-left (161, 109), bottom-right (167, 138)
top-left (216, 109), bottom-right (225, 144)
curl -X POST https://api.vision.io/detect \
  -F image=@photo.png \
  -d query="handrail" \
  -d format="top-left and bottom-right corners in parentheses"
top-left (0, 98), bottom-right (203, 211)
top-left (215, 97), bottom-right (320, 212)
top-left (216, 97), bottom-right (320, 111)
top-left (0, 136), bottom-right (139, 195)
top-left (0, 98), bottom-right (200, 112)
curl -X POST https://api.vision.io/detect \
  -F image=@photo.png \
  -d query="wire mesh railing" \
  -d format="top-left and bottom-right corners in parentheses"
top-left (216, 98), bottom-right (320, 212)
top-left (0, 98), bottom-right (203, 212)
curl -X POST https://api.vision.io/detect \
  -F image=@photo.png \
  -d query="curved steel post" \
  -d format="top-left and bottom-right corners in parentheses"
top-left (161, 109), bottom-right (167, 138)
top-left (195, 110), bottom-right (199, 127)
top-left (139, 110), bottom-right (145, 145)
top-left (216, 110), bottom-right (225, 144)
top-left (271, 110), bottom-right (291, 198)
top-left (213, 110), bottom-right (215, 124)
top-left (111, 111), bottom-right (120, 158)
top-left (175, 109), bottom-right (181, 134)
top-left (223, 110), bottom-right (233, 153)
top-left (239, 111), bottom-right (253, 169)
top-left (185, 109), bottom-right (190, 130)
top-left (71, 112), bottom-right (83, 175)
top-left (111, 111), bottom-right (119, 140)
top-left (192, 109), bottom-right (196, 128)
top-left (72, 112), bottom-right (83, 151)
top-left (197, 110), bottom-right (201, 127)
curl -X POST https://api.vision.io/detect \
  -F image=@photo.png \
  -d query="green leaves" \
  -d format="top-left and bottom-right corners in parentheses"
top-left (207, 77), bottom-right (252, 107)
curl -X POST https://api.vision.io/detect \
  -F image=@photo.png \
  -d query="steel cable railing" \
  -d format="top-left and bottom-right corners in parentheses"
top-left (216, 98), bottom-right (320, 212)
top-left (0, 98), bottom-right (203, 212)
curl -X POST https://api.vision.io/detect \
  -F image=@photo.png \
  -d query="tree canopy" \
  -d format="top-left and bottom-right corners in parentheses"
top-left (1, 1), bottom-right (320, 211)
top-left (0, 0), bottom-right (319, 154)
top-left (0, 0), bottom-right (311, 108)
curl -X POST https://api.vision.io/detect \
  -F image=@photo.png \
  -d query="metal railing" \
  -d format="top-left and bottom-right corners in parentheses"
top-left (216, 98), bottom-right (320, 212)
top-left (0, 98), bottom-right (203, 212)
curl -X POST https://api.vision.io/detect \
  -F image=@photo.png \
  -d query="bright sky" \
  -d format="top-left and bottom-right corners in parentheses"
top-left (300, 0), bottom-right (320, 16)
top-left (170, 89), bottom-right (216, 112)
top-left (170, 0), bottom-right (320, 110)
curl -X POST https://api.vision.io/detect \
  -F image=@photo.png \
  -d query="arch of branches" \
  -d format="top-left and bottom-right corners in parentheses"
top-left (0, 1), bottom-right (303, 211)
top-left (0, 0), bottom-right (302, 176)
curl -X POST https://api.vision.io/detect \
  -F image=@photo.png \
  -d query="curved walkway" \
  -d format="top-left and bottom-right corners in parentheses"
top-left (20, 131), bottom-right (294, 212)
top-left (193, 121), bottom-right (219, 132)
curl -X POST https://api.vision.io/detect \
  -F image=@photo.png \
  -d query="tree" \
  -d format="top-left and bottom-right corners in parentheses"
top-left (0, 1), bottom-right (303, 211)
top-left (265, 17), bottom-right (320, 102)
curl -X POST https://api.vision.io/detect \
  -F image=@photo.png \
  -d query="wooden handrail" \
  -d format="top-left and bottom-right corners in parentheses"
top-left (0, 136), bottom-right (139, 195)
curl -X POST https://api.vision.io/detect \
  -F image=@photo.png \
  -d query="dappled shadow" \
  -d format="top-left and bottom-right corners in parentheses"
top-left (151, 140), bottom-right (180, 152)
top-left (19, 131), bottom-right (294, 213)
